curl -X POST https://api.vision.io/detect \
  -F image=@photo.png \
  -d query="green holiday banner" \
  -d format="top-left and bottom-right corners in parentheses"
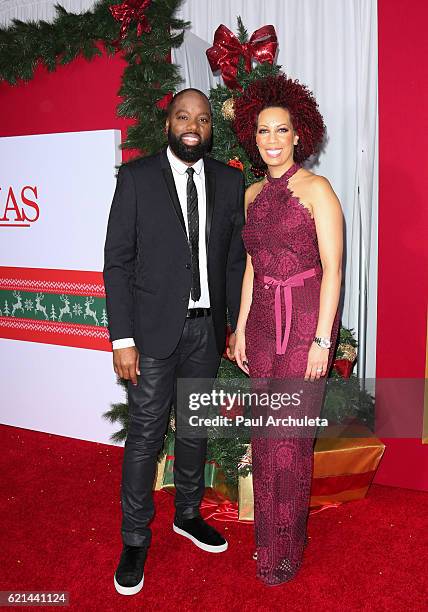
top-left (0, 266), bottom-right (111, 351)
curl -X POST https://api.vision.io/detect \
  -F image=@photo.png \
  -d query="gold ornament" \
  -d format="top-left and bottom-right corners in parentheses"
top-left (221, 97), bottom-right (235, 121)
top-left (339, 343), bottom-right (357, 362)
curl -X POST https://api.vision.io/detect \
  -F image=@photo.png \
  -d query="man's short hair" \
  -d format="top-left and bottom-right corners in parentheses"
top-left (167, 88), bottom-right (212, 117)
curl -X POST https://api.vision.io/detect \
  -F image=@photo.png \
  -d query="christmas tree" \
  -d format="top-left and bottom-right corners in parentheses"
top-left (101, 309), bottom-right (109, 327)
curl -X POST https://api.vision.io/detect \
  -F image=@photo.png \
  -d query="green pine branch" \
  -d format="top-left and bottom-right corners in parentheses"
top-left (236, 16), bottom-right (248, 44)
top-left (339, 327), bottom-right (358, 347)
top-left (0, 0), bottom-right (189, 158)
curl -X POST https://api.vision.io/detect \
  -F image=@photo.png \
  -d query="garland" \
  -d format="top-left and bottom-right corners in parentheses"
top-left (0, 0), bottom-right (189, 154)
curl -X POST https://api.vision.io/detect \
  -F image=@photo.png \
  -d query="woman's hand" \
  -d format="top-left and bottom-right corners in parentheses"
top-left (234, 331), bottom-right (249, 375)
top-left (304, 342), bottom-right (329, 381)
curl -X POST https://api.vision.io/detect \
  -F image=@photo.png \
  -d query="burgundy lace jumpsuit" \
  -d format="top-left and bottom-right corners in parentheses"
top-left (242, 163), bottom-right (339, 585)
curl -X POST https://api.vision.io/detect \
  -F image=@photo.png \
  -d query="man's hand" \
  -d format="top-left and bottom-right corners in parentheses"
top-left (226, 332), bottom-right (237, 361)
top-left (113, 346), bottom-right (140, 386)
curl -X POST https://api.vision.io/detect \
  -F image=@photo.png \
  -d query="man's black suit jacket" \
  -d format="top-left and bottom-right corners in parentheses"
top-left (103, 148), bottom-right (246, 359)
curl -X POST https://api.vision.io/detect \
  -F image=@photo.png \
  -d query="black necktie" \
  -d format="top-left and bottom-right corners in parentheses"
top-left (186, 167), bottom-right (201, 302)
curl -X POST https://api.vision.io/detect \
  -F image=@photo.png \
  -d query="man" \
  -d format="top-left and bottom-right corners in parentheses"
top-left (103, 88), bottom-right (245, 595)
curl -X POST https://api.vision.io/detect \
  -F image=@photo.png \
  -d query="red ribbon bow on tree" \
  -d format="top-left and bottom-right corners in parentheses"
top-left (206, 24), bottom-right (278, 89)
top-left (109, 0), bottom-right (152, 44)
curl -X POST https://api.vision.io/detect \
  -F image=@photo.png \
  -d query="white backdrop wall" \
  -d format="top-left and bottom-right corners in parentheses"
top-left (0, 0), bottom-right (95, 23)
top-left (0, 130), bottom-right (124, 444)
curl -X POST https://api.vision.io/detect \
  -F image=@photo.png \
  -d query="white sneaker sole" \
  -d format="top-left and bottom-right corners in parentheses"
top-left (114, 573), bottom-right (144, 596)
top-left (173, 524), bottom-right (228, 553)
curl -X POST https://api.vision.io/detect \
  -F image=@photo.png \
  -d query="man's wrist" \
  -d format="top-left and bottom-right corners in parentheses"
top-left (112, 338), bottom-right (135, 350)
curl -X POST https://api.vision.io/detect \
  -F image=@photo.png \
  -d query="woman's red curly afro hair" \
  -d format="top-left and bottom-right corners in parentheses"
top-left (232, 73), bottom-right (325, 167)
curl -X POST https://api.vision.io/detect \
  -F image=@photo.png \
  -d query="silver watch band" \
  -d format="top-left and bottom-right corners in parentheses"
top-left (314, 336), bottom-right (331, 349)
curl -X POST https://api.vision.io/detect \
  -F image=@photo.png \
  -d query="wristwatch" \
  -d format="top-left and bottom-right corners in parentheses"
top-left (313, 336), bottom-right (331, 349)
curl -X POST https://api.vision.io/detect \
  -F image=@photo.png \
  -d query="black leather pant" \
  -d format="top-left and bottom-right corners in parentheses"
top-left (121, 315), bottom-right (221, 547)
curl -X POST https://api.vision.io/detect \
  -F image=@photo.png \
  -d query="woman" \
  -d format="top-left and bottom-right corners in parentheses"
top-left (231, 74), bottom-right (343, 586)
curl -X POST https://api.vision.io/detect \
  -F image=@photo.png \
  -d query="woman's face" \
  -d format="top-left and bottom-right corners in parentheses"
top-left (256, 107), bottom-right (298, 169)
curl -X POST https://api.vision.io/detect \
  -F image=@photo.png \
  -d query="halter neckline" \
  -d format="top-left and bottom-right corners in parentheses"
top-left (266, 162), bottom-right (301, 184)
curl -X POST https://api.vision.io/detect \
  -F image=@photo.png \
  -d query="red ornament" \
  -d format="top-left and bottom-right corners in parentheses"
top-left (227, 158), bottom-right (244, 171)
top-left (156, 91), bottom-right (173, 110)
top-left (206, 24), bottom-right (278, 90)
top-left (109, 0), bottom-right (152, 45)
top-left (219, 395), bottom-right (244, 419)
top-left (333, 359), bottom-right (354, 378)
top-left (222, 324), bottom-right (232, 359)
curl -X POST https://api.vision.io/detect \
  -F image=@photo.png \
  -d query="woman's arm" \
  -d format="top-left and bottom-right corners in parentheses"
top-left (233, 252), bottom-right (254, 374)
top-left (305, 176), bottom-right (343, 380)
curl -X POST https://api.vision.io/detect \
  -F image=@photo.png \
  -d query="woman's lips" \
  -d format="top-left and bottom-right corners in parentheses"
top-left (265, 148), bottom-right (283, 158)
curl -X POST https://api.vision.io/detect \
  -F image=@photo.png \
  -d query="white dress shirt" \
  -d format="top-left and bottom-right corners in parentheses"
top-left (112, 146), bottom-right (210, 350)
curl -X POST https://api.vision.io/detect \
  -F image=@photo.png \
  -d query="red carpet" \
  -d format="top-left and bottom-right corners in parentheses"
top-left (1, 425), bottom-right (427, 611)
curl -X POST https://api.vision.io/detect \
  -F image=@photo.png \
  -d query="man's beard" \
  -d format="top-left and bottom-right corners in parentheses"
top-left (168, 128), bottom-right (212, 163)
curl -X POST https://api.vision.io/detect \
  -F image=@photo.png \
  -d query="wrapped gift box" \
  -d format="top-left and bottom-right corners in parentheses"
top-left (153, 454), bottom-right (166, 491)
top-left (154, 425), bottom-right (384, 521)
top-left (310, 427), bottom-right (385, 507)
top-left (156, 439), bottom-right (237, 502)
top-left (238, 424), bottom-right (385, 521)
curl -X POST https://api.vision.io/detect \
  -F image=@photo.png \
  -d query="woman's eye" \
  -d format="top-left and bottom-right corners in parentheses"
top-left (278, 128), bottom-right (289, 133)
top-left (258, 129), bottom-right (268, 134)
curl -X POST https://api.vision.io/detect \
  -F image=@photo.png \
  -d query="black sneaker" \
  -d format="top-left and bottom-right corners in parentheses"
top-left (173, 516), bottom-right (228, 553)
top-left (114, 545), bottom-right (147, 596)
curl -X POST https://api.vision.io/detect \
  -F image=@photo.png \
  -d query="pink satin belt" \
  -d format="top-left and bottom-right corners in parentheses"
top-left (259, 268), bottom-right (317, 355)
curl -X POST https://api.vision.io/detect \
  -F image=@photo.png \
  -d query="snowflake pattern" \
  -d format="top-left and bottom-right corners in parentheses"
top-left (0, 291), bottom-right (107, 327)
top-left (72, 303), bottom-right (82, 316)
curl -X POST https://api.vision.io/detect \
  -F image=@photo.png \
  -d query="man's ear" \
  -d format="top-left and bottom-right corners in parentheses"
top-left (164, 119), bottom-right (169, 134)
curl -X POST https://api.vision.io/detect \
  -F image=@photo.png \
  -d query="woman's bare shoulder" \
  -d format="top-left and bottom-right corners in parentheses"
top-left (294, 170), bottom-right (334, 197)
top-left (302, 173), bottom-right (341, 215)
top-left (301, 170), bottom-right (333, 191)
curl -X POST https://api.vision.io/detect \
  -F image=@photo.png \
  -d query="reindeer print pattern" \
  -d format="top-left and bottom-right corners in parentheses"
top-left (1, 290), bottom-right (107, 327)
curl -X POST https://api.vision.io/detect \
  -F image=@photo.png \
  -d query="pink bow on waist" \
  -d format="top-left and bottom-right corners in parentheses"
top-left (261, 268), bottom-right (317, 355)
